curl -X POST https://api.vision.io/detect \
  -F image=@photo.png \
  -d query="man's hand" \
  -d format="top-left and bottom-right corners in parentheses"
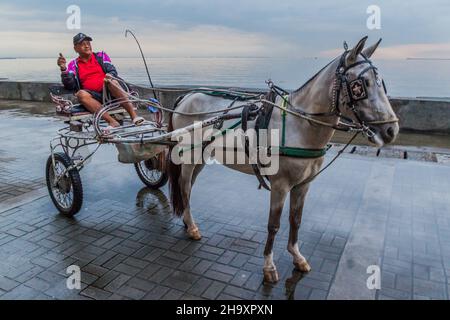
top-left (57, 53), bottom-right (67, 71)
top-left (104, 73), bottom-right (114, 84)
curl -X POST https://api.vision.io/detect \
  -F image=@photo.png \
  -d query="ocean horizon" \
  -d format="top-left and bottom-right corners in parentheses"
top-left (1, 57), bottom-right (450, 98)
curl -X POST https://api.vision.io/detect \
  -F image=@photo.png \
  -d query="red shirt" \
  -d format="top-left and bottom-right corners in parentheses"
top-left (77, 54), bottom-right (105, 92)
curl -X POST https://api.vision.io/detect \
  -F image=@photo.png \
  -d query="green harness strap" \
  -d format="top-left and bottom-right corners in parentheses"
top-left (278, 95), bottom-right (328, 158)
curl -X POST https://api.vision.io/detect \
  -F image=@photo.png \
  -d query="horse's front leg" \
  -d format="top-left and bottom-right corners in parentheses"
top-left (263, 185), bottom-right (289, 283)
top-left (287, 183), bottom-right (312, 272)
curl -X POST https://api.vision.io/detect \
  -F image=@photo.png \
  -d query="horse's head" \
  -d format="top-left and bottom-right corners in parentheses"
top-left (335, 36), bottom-right (399, 146)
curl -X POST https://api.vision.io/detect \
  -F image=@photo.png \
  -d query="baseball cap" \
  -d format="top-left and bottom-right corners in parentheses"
top-left (73, 33), bottom-right (93, 45)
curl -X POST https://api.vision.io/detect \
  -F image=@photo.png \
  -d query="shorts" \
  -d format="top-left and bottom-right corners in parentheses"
top-left (84, 89), bottom-right (103, 103)
top-left (82, 80), bottom-right (129, 103)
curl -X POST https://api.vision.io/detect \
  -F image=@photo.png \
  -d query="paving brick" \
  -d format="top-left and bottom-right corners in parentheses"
top-left (115, 285), bottom-right (146, 300)
top-left (161, 288), bottom-right (184, 300)
top-left (113, 263), bottom-right (142, 277)
top-left (102, 253), bottom-right (127, 269)
top-left (190, 260), bottom-right (213, 275)
top-left (143, 247), bottom-right (165, 262)
top-left (379, 287), bottom-right (411, 300)
top-left (162, 250), bottom-right (189, 262)
top-left (210, 263), bottom-right (238, 276)
top-left (143, 285), bottom-right (171, 300)
top-left (24, 277), bottom-right (52, 291)
top-left (223, 285), bottom-right (255, 299)
top-left (187, 278), bottom-right (213, 297)
top-left (0, 276), bottom-right (21, 291)
top-left (147, 266), bottom-right (174, 284)
top-left (137, 264), bottom-right (162, 280)
top-left (0, 284), bottom-right (41, 299)
top-left (104, 274), bottom-right (132, 292)
top-left (230, 270), bottom-right (252, 287)
top-left (91, 270), bottom-right (120, 289)
top-left (309, 289), bottom-right (328, 300)
top-left (202, 281), bottom-right (226, 300)
top-left (125, 277), bottom-right (155, 292)
top-left (83, 264), bottom-right (109, 278)
top-left (80, 286), bottom-right (112, 300)
top-left (230, 253), bottom-right (250, 268)
top-left (413, 279), bottom-right (447, 299)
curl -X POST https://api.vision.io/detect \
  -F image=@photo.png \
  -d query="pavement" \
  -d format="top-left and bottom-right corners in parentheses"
top-left (0, 99), bottom-right (450, 300)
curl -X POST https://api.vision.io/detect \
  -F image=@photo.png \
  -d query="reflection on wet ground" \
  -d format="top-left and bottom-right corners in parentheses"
top-left (284, 269), bottom-right (307, 300)
top-left (135, 188), bottom-right (171, 215)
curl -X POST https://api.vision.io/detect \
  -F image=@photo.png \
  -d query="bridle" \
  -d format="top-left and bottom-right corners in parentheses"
top-left (331, 50), bottom-right (397, 137)
top-left (267, 49), bottom-right (399, 138)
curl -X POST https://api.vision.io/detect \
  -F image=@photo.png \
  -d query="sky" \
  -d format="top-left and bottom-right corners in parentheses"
top-left (1, 0), bottom-right (450, 59)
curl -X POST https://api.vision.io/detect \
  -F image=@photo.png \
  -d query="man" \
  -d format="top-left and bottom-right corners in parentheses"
top-left (57, 33), bottom-right (144, 129)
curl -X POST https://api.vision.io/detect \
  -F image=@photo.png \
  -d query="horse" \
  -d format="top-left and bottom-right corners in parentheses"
top-left (166, 36), bottom-right (399, 283)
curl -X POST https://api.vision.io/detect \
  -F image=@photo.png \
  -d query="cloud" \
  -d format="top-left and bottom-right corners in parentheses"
top-left (0, 3), bottom-right (299, 58)
top-left (2, 1), bottom-right (450, 58)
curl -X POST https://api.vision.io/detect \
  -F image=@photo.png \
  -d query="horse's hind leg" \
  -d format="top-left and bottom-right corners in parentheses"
top-left (263, 186), bottom-right (289, 283)
top-left (287, 183), bottom-right (312, 272)
top-left (180, 164), bottom-right (204, 240)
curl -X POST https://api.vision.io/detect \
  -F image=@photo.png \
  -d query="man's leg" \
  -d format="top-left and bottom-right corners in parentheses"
top-left (106, 80), bottom-right (139, 120)
top-left (76, 90), bottom-right (120, 127)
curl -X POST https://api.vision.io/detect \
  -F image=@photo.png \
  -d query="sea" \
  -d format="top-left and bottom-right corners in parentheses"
top-left (1, 57), bottom-right (450, 98)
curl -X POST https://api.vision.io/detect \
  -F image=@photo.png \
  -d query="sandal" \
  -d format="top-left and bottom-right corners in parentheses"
top-left (132, 116), bottom-right (145, 126)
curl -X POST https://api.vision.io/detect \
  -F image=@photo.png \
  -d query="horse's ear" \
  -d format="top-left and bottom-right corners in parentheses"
top-left (362, 38), bottom-right (382, 59)
top-left (347, 36), bottom-right (368, 63)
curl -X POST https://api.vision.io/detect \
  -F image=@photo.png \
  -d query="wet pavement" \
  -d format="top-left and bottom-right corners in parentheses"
top-left (0, 99), bottom-right (450, 300)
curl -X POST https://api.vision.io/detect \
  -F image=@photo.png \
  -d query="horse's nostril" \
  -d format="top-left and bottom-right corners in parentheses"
top-left (386, 127), bottom-right (394, 138)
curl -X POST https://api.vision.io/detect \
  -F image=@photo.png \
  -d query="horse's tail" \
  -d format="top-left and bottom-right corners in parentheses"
top-left (166, 95), bottom-right (186, 217)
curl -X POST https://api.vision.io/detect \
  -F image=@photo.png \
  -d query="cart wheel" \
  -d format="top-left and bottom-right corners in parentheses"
top-left (134, 157), bottom-right (168, 189)
top-left (46, 152), bottom-right (83, 216)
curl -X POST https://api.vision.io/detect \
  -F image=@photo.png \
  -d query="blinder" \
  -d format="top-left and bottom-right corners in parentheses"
top-left (348, 78), bottom-right (368, 101)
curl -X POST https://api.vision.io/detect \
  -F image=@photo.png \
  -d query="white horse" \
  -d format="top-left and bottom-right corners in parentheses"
top-left (166, 37), bottom-right (399, 283)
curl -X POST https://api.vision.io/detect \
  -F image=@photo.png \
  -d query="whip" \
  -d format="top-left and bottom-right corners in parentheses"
top-left (125, 29), bottom-right (158, 100)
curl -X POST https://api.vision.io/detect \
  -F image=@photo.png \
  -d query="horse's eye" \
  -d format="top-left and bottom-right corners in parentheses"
top-left (364, 79), bottom-right (370, 87)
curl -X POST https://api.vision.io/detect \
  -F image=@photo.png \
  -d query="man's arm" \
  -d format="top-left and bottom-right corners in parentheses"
top-left (57, 53), bottom-right (78, 91)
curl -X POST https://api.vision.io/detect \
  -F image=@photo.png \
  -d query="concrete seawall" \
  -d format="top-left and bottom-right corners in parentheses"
top-left (1, 80), bottom-right (449, 134)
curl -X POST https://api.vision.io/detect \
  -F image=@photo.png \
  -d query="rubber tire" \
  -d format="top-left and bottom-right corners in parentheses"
top-left (134, 158), bottom-right (168, 189)
top-left (46, 152), bottom-right (83, 217)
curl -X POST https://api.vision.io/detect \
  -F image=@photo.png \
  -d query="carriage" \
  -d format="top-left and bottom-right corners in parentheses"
top-left (45, 83), bottom-right (172, 216)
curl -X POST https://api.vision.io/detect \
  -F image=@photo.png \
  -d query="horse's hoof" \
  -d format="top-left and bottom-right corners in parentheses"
top-left (187, 227), bottom-right (202, 241)
top-left (294, 260), bottom-right (311, 273)
top-left (263, 268), bottom-right (279, 283)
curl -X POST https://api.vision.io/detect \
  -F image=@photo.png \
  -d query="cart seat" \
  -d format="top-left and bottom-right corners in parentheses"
top-left (49, 84), bottom-right (136, 122)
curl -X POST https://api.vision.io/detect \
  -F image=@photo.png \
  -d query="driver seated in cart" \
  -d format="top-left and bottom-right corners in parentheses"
top-left (57, 33), bottom-right (145, 131)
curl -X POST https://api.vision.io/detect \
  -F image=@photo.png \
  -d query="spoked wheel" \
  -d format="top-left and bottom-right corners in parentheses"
top-left (134, 156), bottom-right (168, 189)
top-left (46, 152), bottom-right (83, 216)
